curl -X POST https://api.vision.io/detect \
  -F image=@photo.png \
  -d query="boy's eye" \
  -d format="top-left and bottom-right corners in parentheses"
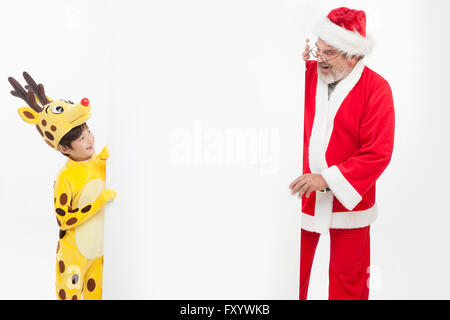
top-left (51, 106), bottom-right (64, 114)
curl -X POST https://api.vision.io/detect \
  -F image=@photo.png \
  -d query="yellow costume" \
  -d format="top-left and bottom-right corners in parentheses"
top-left (54, 146), bottom-right (115, 300)
top-left (9, 72), bottom-right (116, 300)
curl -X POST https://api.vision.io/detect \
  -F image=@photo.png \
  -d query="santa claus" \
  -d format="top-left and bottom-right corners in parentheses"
top-left (289, 7), bottom-right (395, 300)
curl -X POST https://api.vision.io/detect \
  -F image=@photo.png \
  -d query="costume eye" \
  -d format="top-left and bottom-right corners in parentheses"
top-left (51, 105), bottom-right (64, 114)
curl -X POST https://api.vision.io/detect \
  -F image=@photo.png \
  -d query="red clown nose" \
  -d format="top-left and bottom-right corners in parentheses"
top-left (81, 98), bottom-right (90, 106)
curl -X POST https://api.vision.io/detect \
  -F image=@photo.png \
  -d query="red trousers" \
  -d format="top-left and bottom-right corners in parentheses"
top-left (299, 226), bottom-right (370, 300)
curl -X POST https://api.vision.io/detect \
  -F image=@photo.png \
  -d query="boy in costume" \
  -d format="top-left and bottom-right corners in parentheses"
top-left (9, 72), bottom-right (117, 300)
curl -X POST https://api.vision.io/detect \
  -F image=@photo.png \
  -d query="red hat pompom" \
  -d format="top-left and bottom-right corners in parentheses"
top-left (327, 7), bottom-right (367, 37)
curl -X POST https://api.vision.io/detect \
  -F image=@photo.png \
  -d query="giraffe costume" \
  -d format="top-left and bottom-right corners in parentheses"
top-left (9, 72), bottom-right (116, 300)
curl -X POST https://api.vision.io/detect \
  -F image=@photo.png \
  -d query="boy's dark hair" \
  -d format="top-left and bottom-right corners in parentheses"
top-left (59, 123), bottom-right (87, 157)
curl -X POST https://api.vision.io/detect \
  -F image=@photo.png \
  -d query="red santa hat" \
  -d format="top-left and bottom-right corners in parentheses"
top-left (313, 7), bottom-right (374, 56)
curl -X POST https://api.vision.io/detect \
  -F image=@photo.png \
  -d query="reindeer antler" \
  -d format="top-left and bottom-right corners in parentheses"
top-left (8, 72), bottom-right (48, 112)
top-left (23, 72), bottom-right (51, 106)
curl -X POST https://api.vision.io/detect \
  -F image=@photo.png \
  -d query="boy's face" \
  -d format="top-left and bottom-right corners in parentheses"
top-left (58, 125), bottom-right (95, 161)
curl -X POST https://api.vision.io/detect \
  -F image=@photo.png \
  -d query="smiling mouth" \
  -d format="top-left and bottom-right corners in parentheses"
top-left (69, 112), bottom-right (90, 124)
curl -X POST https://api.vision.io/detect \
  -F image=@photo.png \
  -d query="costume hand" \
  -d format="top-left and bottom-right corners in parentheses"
top-left (302, 38), bottom-right (311, 61)
top-left (289, 173), bottom-right (328, 198)
top-left (101, 188), bottom-right (117, 202)
top-left (99, 146), bottom-right (110, 160)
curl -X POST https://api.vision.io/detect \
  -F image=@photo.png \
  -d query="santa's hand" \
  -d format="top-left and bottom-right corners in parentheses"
top-left (99, 146), bottom-right (110, 160)
top-left (302, 38), bottom-right (311, 61)
top-left (289, 173), bottom-right (328, 198)
top-left (101, 188), bottom-right (117, 202)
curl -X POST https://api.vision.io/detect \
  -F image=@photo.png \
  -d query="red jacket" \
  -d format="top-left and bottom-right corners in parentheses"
top-left (301, 60), bottom-right (395, 234)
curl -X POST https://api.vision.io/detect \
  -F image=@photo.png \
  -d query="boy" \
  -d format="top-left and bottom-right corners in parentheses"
top-left (9, 72), bottom-right (116, 300)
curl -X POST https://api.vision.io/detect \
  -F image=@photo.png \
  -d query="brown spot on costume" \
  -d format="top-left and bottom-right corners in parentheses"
top-left (60, 193), bottom-right (68, 206)
top-left (59, 260), bottom-right (65, 273)
top-left (44, 131), bottom-right (54, 141)
top-left (56, 208), bottom-right (66, 216)
top-left (81, 205), bottom-right (91, 213)
top-left (58, 289), bottom-right (66, 300)
top-left (87, 278), bottom-right (96, 292)
top-left (36, 125), bottom-right (44, 137)
top-left (45, 140), bottom-right (54, 149)
top-left (66, 218), bottom-right (78, 225)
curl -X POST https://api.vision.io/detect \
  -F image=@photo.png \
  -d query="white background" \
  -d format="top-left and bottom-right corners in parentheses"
top-left (0, 0), bottom-right (449, 300)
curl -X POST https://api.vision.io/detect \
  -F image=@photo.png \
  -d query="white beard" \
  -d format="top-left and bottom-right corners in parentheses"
top-left (318, 64), bottom-right (351, 84)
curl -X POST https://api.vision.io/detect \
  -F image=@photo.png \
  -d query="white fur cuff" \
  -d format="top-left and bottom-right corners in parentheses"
top-left (321, 165), bottom-right (362, 211)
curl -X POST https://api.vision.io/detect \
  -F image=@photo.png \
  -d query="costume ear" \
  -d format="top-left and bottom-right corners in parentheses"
top-left (17, 106), bottom-right (39, 124)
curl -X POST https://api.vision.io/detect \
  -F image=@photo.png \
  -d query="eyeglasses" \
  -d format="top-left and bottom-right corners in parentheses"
top-left (309, 46), bottom-right (343, 64)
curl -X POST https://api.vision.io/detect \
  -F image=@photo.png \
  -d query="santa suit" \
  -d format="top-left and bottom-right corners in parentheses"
top-left (299, 59), bottom-right (395, 299)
